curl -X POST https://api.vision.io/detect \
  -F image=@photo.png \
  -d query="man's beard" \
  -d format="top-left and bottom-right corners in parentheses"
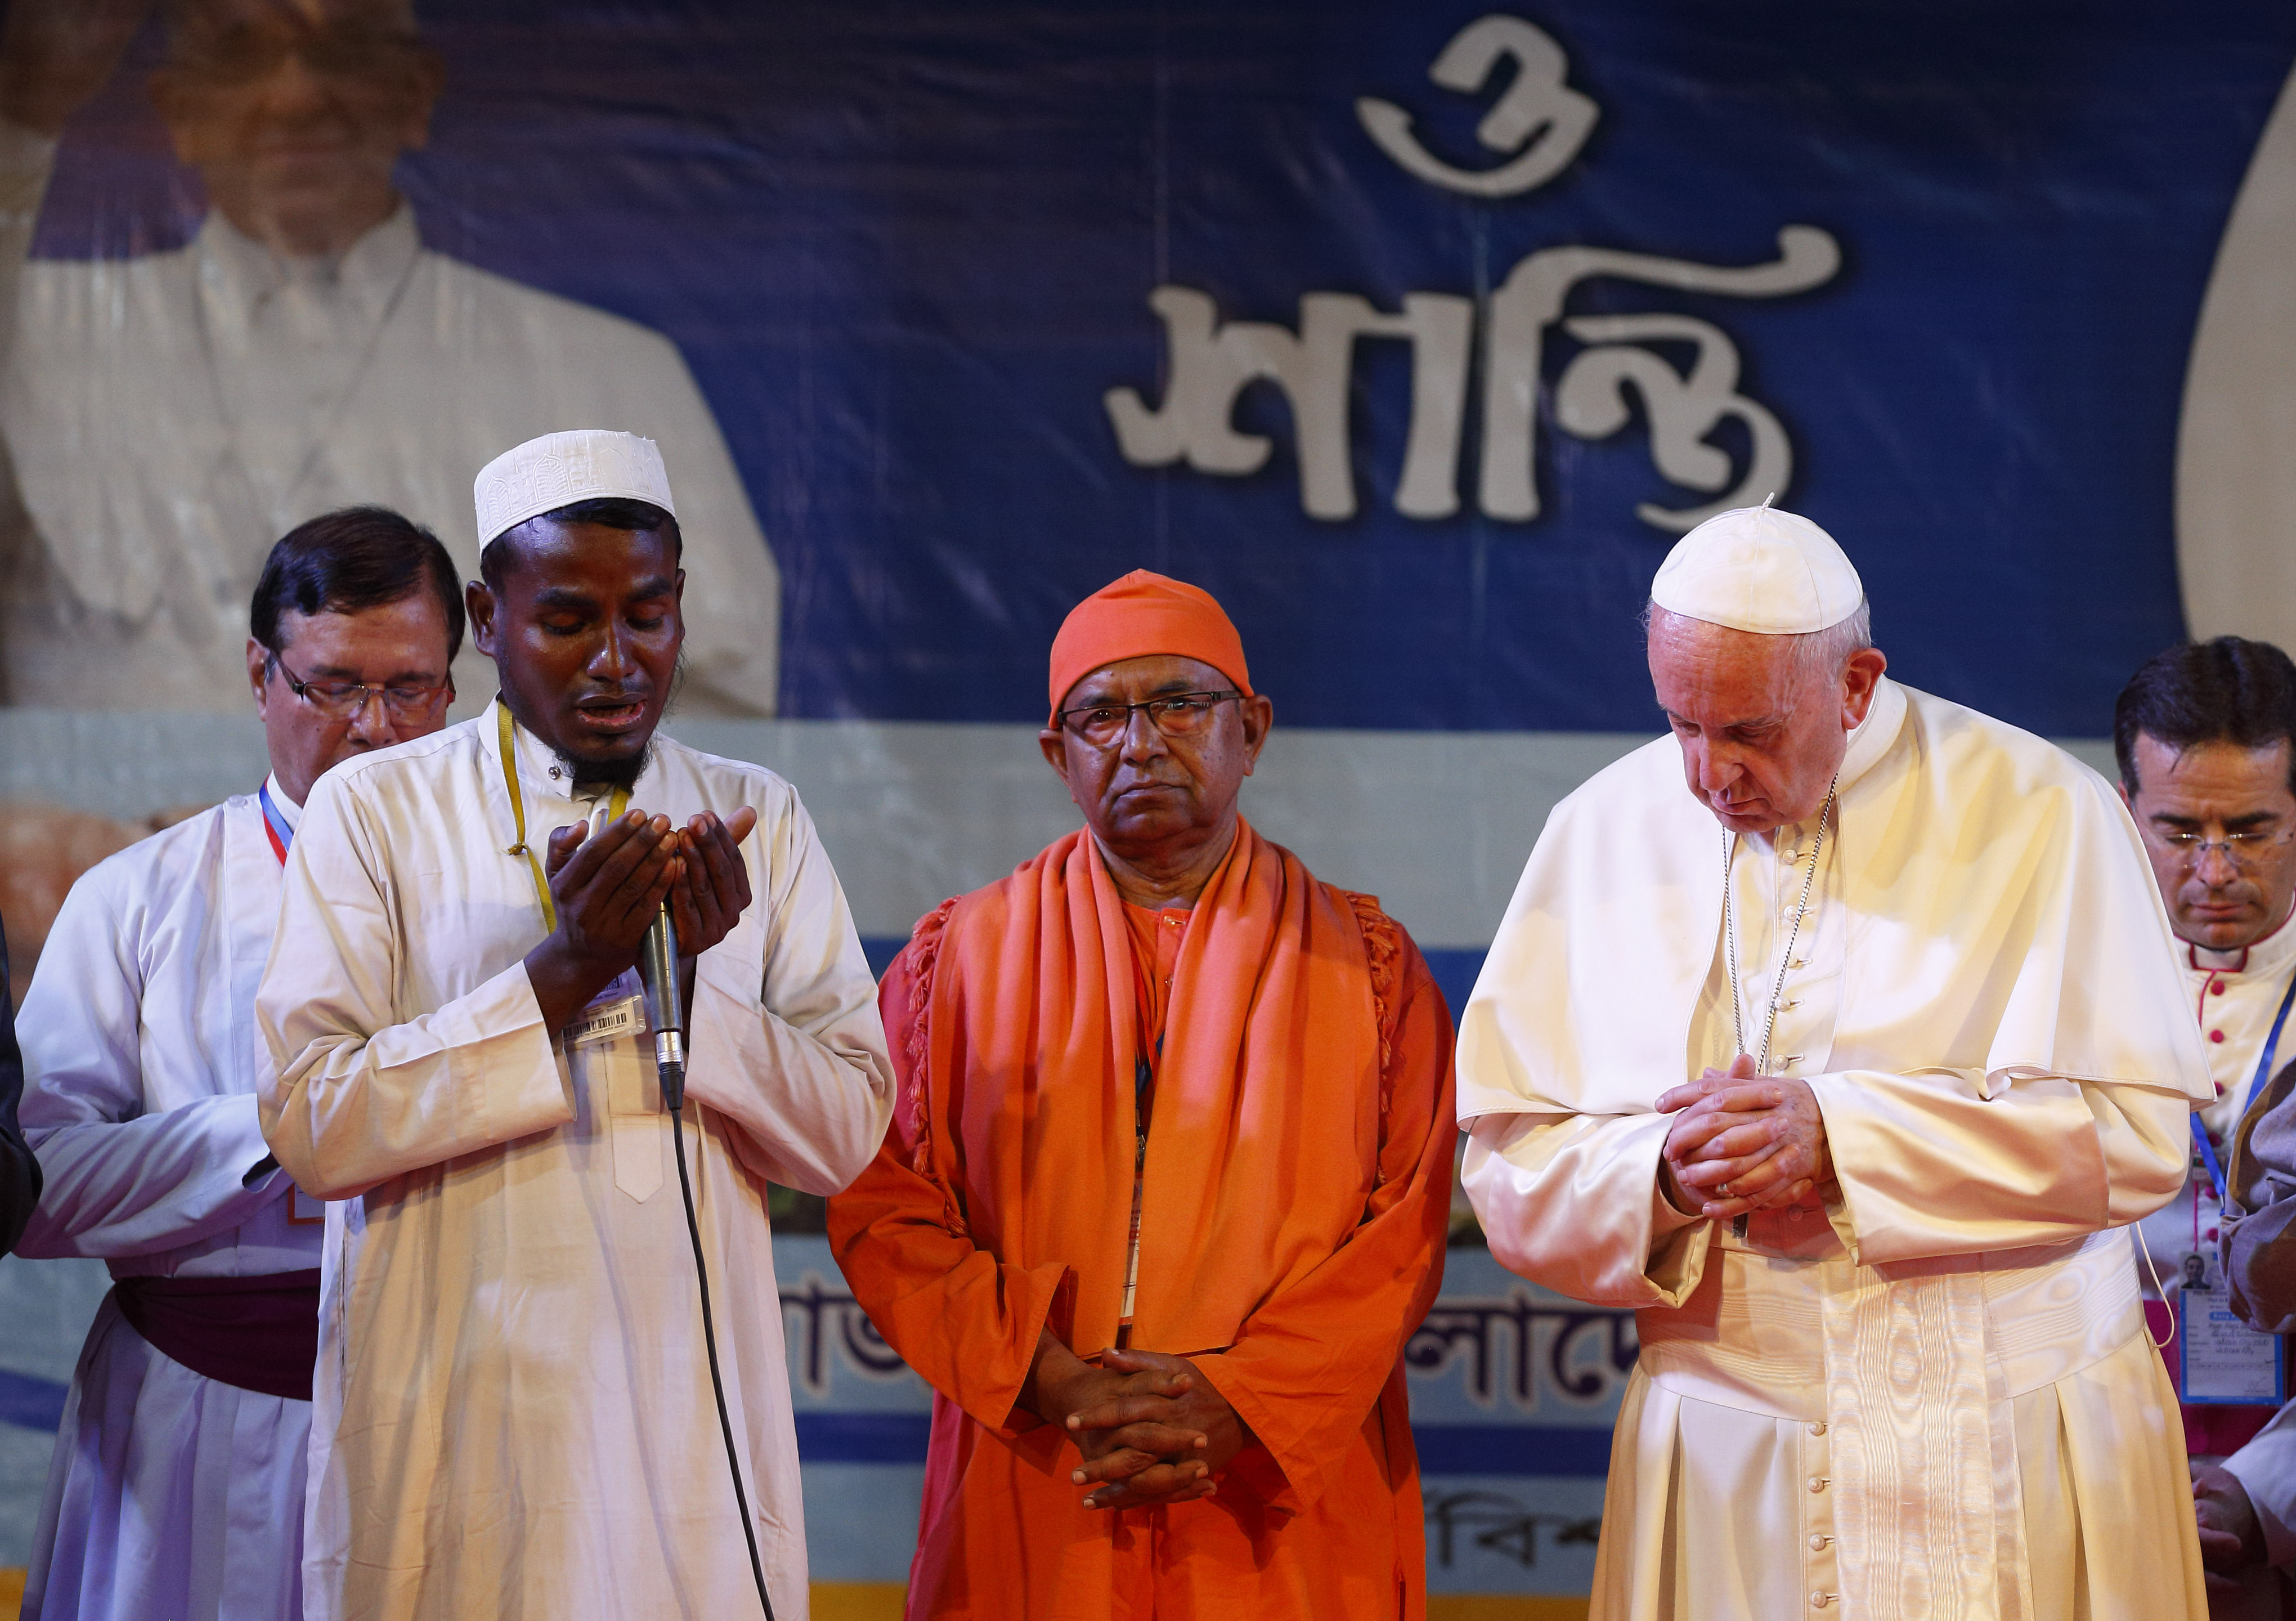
top-left (569, 742), bottom-right (653, 794)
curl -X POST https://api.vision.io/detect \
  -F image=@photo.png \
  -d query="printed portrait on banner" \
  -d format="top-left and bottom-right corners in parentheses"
top-left (0, 0), bottom-right (779, 717)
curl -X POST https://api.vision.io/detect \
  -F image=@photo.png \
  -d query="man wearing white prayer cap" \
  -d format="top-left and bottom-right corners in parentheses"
top-left (258, 429), bottom-right (895, 1620)
top-left (1459, 503), bottom-right (2216, 1619)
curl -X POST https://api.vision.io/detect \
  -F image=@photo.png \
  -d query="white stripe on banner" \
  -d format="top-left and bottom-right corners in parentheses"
top-left (0, 709), bottom-right (2116, 952)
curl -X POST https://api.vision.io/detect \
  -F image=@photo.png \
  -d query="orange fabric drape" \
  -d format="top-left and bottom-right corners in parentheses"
top-left (829, 820), bottom-right (1455, 1619)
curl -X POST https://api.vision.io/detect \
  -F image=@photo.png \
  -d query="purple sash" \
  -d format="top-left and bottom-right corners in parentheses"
top-left (112, 1270), bottom-right (321, 1402)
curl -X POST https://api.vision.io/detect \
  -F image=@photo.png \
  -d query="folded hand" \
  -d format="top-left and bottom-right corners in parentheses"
top-left (1657, 1054), bottom-right (1833, 1219)
top-left (1062, 1347), bottom-right (1249, 1511)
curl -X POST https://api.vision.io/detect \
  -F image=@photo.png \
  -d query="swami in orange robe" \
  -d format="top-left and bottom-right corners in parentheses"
top-left (829, 571), bottom-right (1455, 1619)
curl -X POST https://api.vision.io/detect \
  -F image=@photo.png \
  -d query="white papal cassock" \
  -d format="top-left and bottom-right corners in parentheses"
top-left (1459, 677), bottom-right (2215, 1621)
top-left (0, 124), bottom-right (781, 715)
top-left (16, 786), bottom-right (318, 1621)
top-left (257, 704), bottom-right (895, 1621)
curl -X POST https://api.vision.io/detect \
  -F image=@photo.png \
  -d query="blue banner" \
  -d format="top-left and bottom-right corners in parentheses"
top-left (24, 2), bottom-right (2296, 735)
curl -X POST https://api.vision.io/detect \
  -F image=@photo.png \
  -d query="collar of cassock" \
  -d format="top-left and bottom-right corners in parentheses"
top-left (194, 203), bottom-right (421, 341)
top-left (1835, 675), bottom-right (1907, 798)
top-left (2192, 904), bottom-right (2296, 979)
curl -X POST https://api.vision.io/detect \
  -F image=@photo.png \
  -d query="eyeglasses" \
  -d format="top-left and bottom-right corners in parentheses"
top-left (1054, 690), bottom-right (1243, 748)
top-left (2146, 825), bottom-right (2296, 871)
top-left (270, 652), bottom-right (452, 722)
top-left (174, 23), bottom-right (427, 86)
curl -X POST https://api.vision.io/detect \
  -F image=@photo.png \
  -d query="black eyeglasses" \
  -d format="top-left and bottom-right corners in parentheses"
top-left (270, 652), bottom-right (453, 722)
top-left (1053, 691), bottom-right (1243, 748)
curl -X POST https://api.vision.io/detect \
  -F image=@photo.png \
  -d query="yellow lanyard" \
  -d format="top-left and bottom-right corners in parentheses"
top-left (498, 702), bottom-right (629, 934)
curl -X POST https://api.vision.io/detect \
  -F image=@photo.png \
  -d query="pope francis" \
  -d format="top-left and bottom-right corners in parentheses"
top-left (1458, 505), bottom-right (2213, 1620)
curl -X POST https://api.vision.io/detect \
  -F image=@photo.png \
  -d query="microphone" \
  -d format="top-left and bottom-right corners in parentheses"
top-left (638, 902), bottom-right (687, 1110)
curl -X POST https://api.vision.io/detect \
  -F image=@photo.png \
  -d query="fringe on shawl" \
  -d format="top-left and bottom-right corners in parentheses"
top-left (900, 896), bottom-right (968, 1237)
top-left (1338, 889), bottom-right (1403, 1133)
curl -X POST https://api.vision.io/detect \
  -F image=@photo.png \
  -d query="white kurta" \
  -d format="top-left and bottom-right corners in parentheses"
top-left (15, 785), bottom-right (319, 1621)
top-left (1459, 678), bottom-right (2216, 1621)
top-left (257, 705), bottom-right (894, 1621)
top-left (0, 123), bottom-right (781, 715)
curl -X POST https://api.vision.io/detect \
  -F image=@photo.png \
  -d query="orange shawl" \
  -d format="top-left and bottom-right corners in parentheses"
top-left (903, 818), bottom-right (1396, 1357)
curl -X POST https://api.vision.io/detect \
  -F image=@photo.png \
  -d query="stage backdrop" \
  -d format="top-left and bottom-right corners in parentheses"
top-left (0, 0), bottom-right (2289, 1608)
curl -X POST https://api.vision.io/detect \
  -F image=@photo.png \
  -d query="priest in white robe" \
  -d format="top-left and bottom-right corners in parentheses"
top-left (258, 429), bottom-right (893, 1621)
top-left (2103, 637), bottom-right (2296, 1617)
top-left (14, 504), bottom-right (464, 1621)
top-left (0, 0), bottom-right (781, 714)
top-left (1458, 503), bottom-right (2216, 1620)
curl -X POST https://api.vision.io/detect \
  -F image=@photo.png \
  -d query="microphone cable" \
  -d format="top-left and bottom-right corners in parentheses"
top-left (665, 1063), bottom-right (777, 1621)
top-left (642, 895), bottom-right (775, 1620)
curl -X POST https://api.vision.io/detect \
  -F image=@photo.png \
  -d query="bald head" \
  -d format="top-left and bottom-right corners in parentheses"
top-left (1647, 606), bottom-right (1887, 835)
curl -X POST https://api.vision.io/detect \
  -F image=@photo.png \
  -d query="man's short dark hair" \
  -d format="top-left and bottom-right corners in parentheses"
top-left (478, 498), bottom-right (684, 593)
top-left (250, 505), bottom-right (465, 663)
top-left (2115, 635), bottom-right (2296, 796)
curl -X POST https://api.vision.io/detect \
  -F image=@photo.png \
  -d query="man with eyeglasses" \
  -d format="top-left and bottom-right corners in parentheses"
top-left (0, 0), bottom-right (779, 715)
top-left (2115, 636), bottom-right (2296, 1618)
top-left (831, 570), bottom-right (1456, 1620)
top-left (11, 503), bottom-right (459, 1621)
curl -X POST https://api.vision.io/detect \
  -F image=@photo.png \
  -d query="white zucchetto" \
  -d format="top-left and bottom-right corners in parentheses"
top-left (1649, 503), bottom-right (1863, 635)
top-left (473, 429), bottom-right (678, 547)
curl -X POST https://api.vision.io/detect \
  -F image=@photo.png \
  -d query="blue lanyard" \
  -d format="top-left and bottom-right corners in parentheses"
top-left (2193, 968), bottom-right (2296, 1206)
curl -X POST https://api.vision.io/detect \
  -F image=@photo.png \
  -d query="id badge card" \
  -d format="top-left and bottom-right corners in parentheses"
top-left (2179, 1275), bottom-right (2287, 1404)
top-left (288, 1186), bottom-right (327, 1225)
top-left (568, 968), bottom-right (647, 1047)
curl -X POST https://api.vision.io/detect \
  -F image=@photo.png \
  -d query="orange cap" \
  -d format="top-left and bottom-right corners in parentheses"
top-left (1047, 570), bottom-right (1253, 718)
